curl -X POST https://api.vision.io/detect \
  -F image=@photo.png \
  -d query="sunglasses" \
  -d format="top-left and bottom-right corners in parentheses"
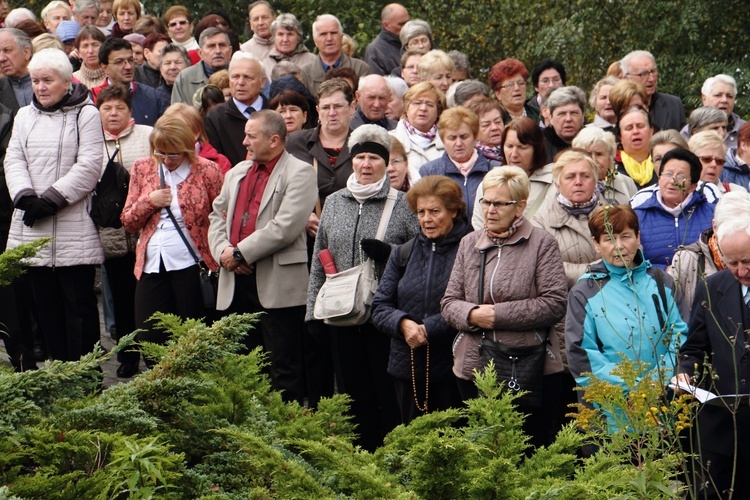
top-left (698, 155), bottom-right (725, 166)
top-left (168, 19), bottom-right (188, 27)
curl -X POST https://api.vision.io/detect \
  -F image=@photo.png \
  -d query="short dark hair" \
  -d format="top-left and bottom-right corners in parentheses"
top-left (531, 59), bottom-right (566, 87)
top-left (270, 90), bottom-right (310, 115)
top-left (99, 37), bottom-right (131, 65)
top-left (501, 117), bottom-right (547, 174)
top-left (249, 109), bottom-right (287, 143)
top-left (75, 25), bottom-right (106, 49)
top-left (324, 67), bottom-right (359, 92)
top-left (407, 175), bottom-right (467, 219)
top-left (659, 147), bottom-right (703, 184)
top-left (589, 205), bottom-right (640, 242)
top-left (97, 84), bottom-right (132, 109)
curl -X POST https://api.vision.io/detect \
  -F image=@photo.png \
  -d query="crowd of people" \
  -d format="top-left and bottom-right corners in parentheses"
top-left (0, 1), bottom-right (748, 496)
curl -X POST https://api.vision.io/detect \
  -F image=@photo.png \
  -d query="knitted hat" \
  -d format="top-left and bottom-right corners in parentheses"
top-left (55, 20), bottom-right (80, 42)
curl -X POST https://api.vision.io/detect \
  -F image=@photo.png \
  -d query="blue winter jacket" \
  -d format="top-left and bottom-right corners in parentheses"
top-left (722, 148), bottom-right (750, 190)
top-left (565, 254), bottom-right (688, 392)
top-left (632, 189), bottom-right (714, 270)
top-left (372, 218), bottom-right (470, 381)
top-left (418, 150), bottom-right (499, 222)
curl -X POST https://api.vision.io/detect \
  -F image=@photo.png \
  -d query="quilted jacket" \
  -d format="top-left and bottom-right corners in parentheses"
top-left (632, 189), bottom-right (714, 270)
top-left (372, 218), bottom-right (471, 381)
top-left (441, 219), bottom-right (568, 381)
top-left (5, 84), bottom-right (104, 267)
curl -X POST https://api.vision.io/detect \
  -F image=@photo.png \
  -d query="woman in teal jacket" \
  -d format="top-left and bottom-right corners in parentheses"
top-left (565, 205), bottom-right (688, 427)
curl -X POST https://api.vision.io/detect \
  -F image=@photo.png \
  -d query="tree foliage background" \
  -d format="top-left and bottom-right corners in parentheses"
top-left (21, 0), bottom-right (750, 115)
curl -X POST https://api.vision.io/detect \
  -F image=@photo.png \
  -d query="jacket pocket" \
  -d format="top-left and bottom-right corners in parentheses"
top-left (275, 249), bottom-right (308, 266)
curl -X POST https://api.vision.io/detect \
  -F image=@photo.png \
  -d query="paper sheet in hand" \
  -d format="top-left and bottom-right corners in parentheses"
top-left (670, 381), bottom-right (750, 408)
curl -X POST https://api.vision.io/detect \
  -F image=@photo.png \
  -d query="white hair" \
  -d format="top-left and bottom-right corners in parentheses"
top-left (572, 127), bottom-right (617, 158)
top-left (312, 14), bottom-right (342, 38)
top-left (229, 51), bottom-right (266, 78)
top-left (41, 0), bottom-right (72, 21)
top-left (384, 75), bottom-right (408, 99)
top-left (621, 50), bottom-right (655, 76)
top-left (28, 48), bottom-right (73, 83)
top-left (715, 190), bottom-right (750, 244)
top-left (701, 74), bottom-right (737, 98)
top-left (5, 8), bottom-right (37, 27)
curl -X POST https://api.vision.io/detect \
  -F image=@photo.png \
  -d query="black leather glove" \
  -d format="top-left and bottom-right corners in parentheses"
top-left (306, 320), bottom-right (325, 342)
top-left (22, 197), bottom-right (58, 227)
top-left (361, 238), bottom-right (392, 264)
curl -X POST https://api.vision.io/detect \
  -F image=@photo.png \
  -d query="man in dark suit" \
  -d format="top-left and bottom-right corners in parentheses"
top-left (676, 191), bottom-right (750, 498)
top-left (205, 52), bottom-right (268, 167)
top-left (0, 28), bottom-right (33, 113)
top-left (208, 110), bottom-right (316, 404)
top-left (622, 50), bottom-right (686, 132)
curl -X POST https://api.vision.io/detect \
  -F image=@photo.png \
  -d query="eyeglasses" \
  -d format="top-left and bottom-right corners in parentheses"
top-left (627, 68), bottom-right (659, 80)
top-left (389, 158), bottom-right (405, 166)
top-left (479, 198), bottom-right (519, 209)
top-left (661, 171), bottom-right (689, 183)
top-left (409, 100), bottom-right (436, 109)
top-left (168, 19), bottom-right (188, 27)
top-left (154, 151), bottom-right (183, 161)
top-left (539, 77), bottom-right (562, 86)
top-left (319, 103), bottom-right (348, 114)
top-left (109, 57), bottom-right (135, 66)
top-left (698, 155), bottom-right (725, 166)
top-left (499, 80), bottom-right (526, 91)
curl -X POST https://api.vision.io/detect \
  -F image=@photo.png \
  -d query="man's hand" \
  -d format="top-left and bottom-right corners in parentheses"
top-left (468, 304), bottom-right (495, 330)
top-left (306, 212), bottom-right (319, 238)
top-left (220, 246), bottom-right (254, 274)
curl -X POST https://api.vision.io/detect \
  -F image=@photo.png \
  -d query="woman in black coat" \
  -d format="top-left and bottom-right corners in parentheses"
top-left (372, 175), bottom-right (470, 424)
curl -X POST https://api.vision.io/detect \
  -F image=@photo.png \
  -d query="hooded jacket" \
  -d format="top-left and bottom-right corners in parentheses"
top-left (722, 147), bottom-right (750, 190)
top-left (5, 83), bottom-right (104, 267)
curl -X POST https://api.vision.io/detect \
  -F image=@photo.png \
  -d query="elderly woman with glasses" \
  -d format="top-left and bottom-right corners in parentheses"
top-left (632, 148), bottom-right (715, 270)
top-left (488, 58), bottom-right (539, 123)
top-left (399, 19), bottom-right (432, 53)
top-left (417, 50), bottom-right (454, 94)
top-left (120, 115), bottom-right (224, 365)
top-left (689, 130), bottom-right (746, 195)
top-left (442, 165), bottom-right (568, 449)
top-left (389, 81), bottom-right (446, 181)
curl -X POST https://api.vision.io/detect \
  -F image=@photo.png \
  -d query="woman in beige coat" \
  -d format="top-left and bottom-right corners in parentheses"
top-left (441, 166), bottom-right (568, 449)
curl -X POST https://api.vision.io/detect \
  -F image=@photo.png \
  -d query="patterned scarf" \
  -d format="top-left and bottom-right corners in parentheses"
top-left (476, 142), bottom-right (504, 163)
top-left (620, 150), bottom-right (654, 187)
top-left (403, 117), bottom-right (437, 141)
top-left (486, 215), bottom-right (523, 242)
top-left (557, 192), bottom-right (599, 216)
top-left (708, 232), bottom-right (725, 271)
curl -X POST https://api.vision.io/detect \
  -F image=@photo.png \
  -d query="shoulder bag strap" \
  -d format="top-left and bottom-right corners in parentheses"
top-left (651, 267), bottom-right (670, 331)
top-left (374, 187), bottom-right (398, 240)
top-left (159, 163), bottom-right (202, 267)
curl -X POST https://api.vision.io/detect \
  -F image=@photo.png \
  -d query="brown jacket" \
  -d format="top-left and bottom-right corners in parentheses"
top-left (441, 219), bottom-right (568, 380)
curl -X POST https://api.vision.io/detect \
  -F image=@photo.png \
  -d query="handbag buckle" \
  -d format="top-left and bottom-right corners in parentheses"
top-left (507, 356), bottom-right (520, 391)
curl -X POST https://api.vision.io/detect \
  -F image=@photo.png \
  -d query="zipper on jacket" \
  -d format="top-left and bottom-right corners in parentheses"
top-left (422, 241), bottom-right (436, 320)
top-left (51, 112), bottom-right (68, 268)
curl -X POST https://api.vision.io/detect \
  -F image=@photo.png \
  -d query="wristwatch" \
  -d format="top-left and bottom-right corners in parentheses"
top-left (232, 247), bottom-right (243, 262)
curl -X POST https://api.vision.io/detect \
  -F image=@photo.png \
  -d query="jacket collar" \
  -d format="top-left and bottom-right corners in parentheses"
top-left (474, 217), bottom-right (532, 251)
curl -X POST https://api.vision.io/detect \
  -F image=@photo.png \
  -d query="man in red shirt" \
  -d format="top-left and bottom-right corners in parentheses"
top-left (208, 110), bottom-right (317, 404)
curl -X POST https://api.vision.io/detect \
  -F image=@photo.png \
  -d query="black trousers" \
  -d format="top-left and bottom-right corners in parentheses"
top-left (103, 253), bottom-right (139, 364)
top-left (0, 277), bottom-right (36, 371)
top-left (394, 375), bottom-right (461, 425)
top-left (134, 263), bottom-right (206, 365)
top-left (26, 265), bottom-right (99, 362)
top-left (330, 322), bottom-right (400, 451)
top-left (225, 273), bottom-right (306, 404)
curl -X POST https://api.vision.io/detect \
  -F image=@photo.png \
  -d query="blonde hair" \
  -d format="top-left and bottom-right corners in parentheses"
top-left (149, 115), bottom-right (196, 164)
top-left (688, 130), bottom-right (727, 156)
top-left (437, 106), bottom-right (479, 139)
top-left (482, 165), bottom-right (530, 201)
top-left (418, 49), bottom-right (454, 81)
top-left (552, 149), bottom-right (599, 185)
top-left (402, 82), bottom-right (446, 119)
top-left (162, 103), bottom-right (208, 143)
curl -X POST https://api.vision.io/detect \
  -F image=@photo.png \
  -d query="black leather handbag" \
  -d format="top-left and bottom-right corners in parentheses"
top-left (475, 248), bottom-right (548, 408)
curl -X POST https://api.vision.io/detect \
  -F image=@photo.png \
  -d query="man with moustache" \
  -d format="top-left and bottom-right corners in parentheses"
top-left (171, 27), bottom-right (231, 104)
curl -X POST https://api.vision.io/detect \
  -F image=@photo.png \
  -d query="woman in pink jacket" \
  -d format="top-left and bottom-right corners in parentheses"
top-left (121, 115), bottom-right (223, 367)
